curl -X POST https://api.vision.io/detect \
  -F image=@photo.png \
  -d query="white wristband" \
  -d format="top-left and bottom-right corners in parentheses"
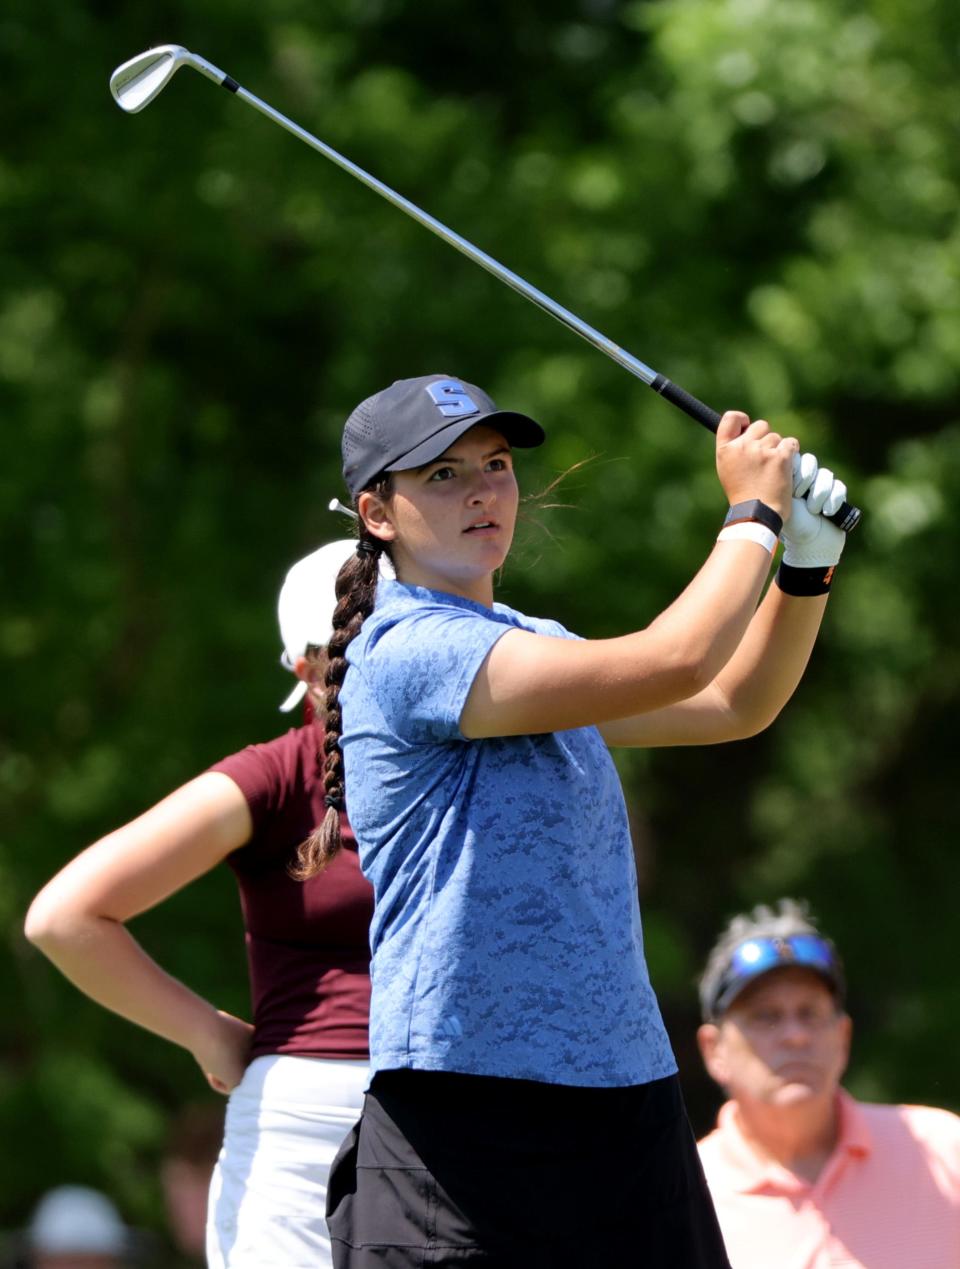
top-left (717, 522), bottom-right (778, 555)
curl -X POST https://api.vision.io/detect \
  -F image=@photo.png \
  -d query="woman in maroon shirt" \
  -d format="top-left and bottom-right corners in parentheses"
top-left (25, 540), bottom-right (376, 1268)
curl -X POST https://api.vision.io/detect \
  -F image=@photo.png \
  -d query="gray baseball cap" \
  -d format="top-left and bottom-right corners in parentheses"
top-left (341, 373), bottom-right (545, 499)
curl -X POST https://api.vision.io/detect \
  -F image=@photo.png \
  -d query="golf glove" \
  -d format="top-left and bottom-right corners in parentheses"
top-left (781, 452), bottom-right (847, 567)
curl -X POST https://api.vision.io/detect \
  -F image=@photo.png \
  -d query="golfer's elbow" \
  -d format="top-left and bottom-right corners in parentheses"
top-left (24, 891), bottom-right (91, 954)
top-left (725, 714), bottom-right (772, 742)
top-left (719, 696), bottom-right (788, 742)
top-left (658, 640), bottom-right (732, 705)
top-left (747, 699), bottom-right (792, 737)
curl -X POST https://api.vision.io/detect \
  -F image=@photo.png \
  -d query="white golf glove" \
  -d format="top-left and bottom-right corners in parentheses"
top-left (780, 452), bottom-right (847, 567)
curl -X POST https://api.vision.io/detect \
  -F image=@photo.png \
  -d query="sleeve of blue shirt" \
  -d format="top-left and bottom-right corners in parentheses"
top-left (360, 602), bottom-right (513, 745)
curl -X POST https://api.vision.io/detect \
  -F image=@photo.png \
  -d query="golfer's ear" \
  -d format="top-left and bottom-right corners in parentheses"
top-left (357, 490), bottom-right (396, 543)
top-left (697, 1022), bottom-right (725, 1082)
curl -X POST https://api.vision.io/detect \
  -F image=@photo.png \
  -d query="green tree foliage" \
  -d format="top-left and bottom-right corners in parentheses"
top-left (2, 0), bottom-right (959, 1242)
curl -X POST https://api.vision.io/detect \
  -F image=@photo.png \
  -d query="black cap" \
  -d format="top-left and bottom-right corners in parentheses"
top-left (342, 374), bottom-right (545, 498)
top-left (700, 932), bottom-right (845, 1022)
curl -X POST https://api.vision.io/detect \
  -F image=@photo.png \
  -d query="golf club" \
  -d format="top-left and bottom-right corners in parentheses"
top-left (109, 44), bottom-right (860, 531)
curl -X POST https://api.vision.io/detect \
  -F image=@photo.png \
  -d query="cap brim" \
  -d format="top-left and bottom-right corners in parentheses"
top-left (384, 409), bottom-right (544, 474)
top-left (714, 964), bottom-right (841, 1019)
top-left (278, 680), bottom-right (309, 713)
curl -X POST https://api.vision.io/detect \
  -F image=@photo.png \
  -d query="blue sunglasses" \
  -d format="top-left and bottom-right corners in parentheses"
top-left (708, 934), bottom-right (844, 1020)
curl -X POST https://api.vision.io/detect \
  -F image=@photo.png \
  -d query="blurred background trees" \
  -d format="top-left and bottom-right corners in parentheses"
top-left (3, 0), bottom-right (959, 1249)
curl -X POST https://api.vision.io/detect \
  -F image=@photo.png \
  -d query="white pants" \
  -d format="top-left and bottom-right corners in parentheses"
top-left (206, 1054), bottom-right (369, 1269)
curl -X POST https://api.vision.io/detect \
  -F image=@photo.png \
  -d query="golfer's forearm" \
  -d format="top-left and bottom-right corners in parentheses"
top-left (642, 540), bottom-right (773, 691)
top-left (712, 584), bottom-right (829, 729)
top-left (27, 914), bottom-right (219, 1054)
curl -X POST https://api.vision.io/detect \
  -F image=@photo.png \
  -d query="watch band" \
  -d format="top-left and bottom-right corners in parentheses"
top-left (723, 499), bottom-right (783, 538)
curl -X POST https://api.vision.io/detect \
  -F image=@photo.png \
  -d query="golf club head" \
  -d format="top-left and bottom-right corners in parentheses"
top-left (110, 45), bottom-right (193, 113)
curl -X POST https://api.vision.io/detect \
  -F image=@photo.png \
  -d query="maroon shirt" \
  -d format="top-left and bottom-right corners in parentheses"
top-left (210, 722), bottom-right (373, 1061)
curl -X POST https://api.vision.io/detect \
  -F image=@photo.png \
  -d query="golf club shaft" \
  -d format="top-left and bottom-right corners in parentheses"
top-left (156, 55), bottom-right (863, 531)
top-left (231, 86), bottom-right (664, 386)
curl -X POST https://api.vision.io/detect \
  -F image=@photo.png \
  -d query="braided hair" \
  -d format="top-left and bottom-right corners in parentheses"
top-left (291, 481), bottom-right (391, 879)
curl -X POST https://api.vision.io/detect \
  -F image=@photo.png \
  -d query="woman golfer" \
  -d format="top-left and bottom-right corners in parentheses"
top-left (311, 374), bottom-right (849, 1268)
top-left (26, 540), bottom-right (379, 1269)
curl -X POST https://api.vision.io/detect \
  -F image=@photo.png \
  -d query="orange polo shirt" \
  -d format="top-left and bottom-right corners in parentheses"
top-left (698, 1091), bottom-right (960, 1268)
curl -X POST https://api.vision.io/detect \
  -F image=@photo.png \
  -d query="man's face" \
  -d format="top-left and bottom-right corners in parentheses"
top-left (698, 967), bottom-right (851, 1110)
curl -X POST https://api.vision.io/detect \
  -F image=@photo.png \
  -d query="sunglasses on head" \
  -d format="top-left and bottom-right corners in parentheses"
top-left (708, 933), bottom-right (843, 1020)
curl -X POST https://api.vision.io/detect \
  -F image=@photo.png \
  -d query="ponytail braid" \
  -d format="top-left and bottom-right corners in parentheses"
top-left (291, 515), bottom-right (387, 879)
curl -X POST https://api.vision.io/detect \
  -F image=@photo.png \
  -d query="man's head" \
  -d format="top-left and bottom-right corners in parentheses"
top-left (27, 1185), bottom-right (130, 1269)
top-left (696, 899), bottom-right (851, 1112)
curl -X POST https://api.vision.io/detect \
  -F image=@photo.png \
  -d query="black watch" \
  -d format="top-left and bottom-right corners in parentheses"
top-left (723, 499), bottom-right (783, 538)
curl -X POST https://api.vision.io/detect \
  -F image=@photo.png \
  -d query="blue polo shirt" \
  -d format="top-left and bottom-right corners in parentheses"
top-left (340, 580), bottom-right (676, 1088)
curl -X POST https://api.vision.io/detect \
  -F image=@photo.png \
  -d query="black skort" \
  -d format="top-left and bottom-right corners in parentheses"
top-left (326, 1069), bottom-right (730, 1268)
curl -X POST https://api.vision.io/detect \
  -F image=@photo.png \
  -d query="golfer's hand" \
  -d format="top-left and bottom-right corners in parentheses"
top-left (781, 453), bottom-right (848, 566)
top-left (192, 1009), bottom-right (254, 1095)
top-left (716, 411), bottom-right (798, 521)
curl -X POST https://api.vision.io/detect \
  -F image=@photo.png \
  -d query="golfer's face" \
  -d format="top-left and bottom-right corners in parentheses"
top-left (716, 968), bottom-right (850, 1108)
top-left (383, 425), bottom-right (519, 600)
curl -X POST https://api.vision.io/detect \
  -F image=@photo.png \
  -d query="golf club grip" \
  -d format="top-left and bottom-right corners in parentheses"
top-left (650, 376), bottom-right (861, 532)
top-left (651, 375), bottom-right (722, 433)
